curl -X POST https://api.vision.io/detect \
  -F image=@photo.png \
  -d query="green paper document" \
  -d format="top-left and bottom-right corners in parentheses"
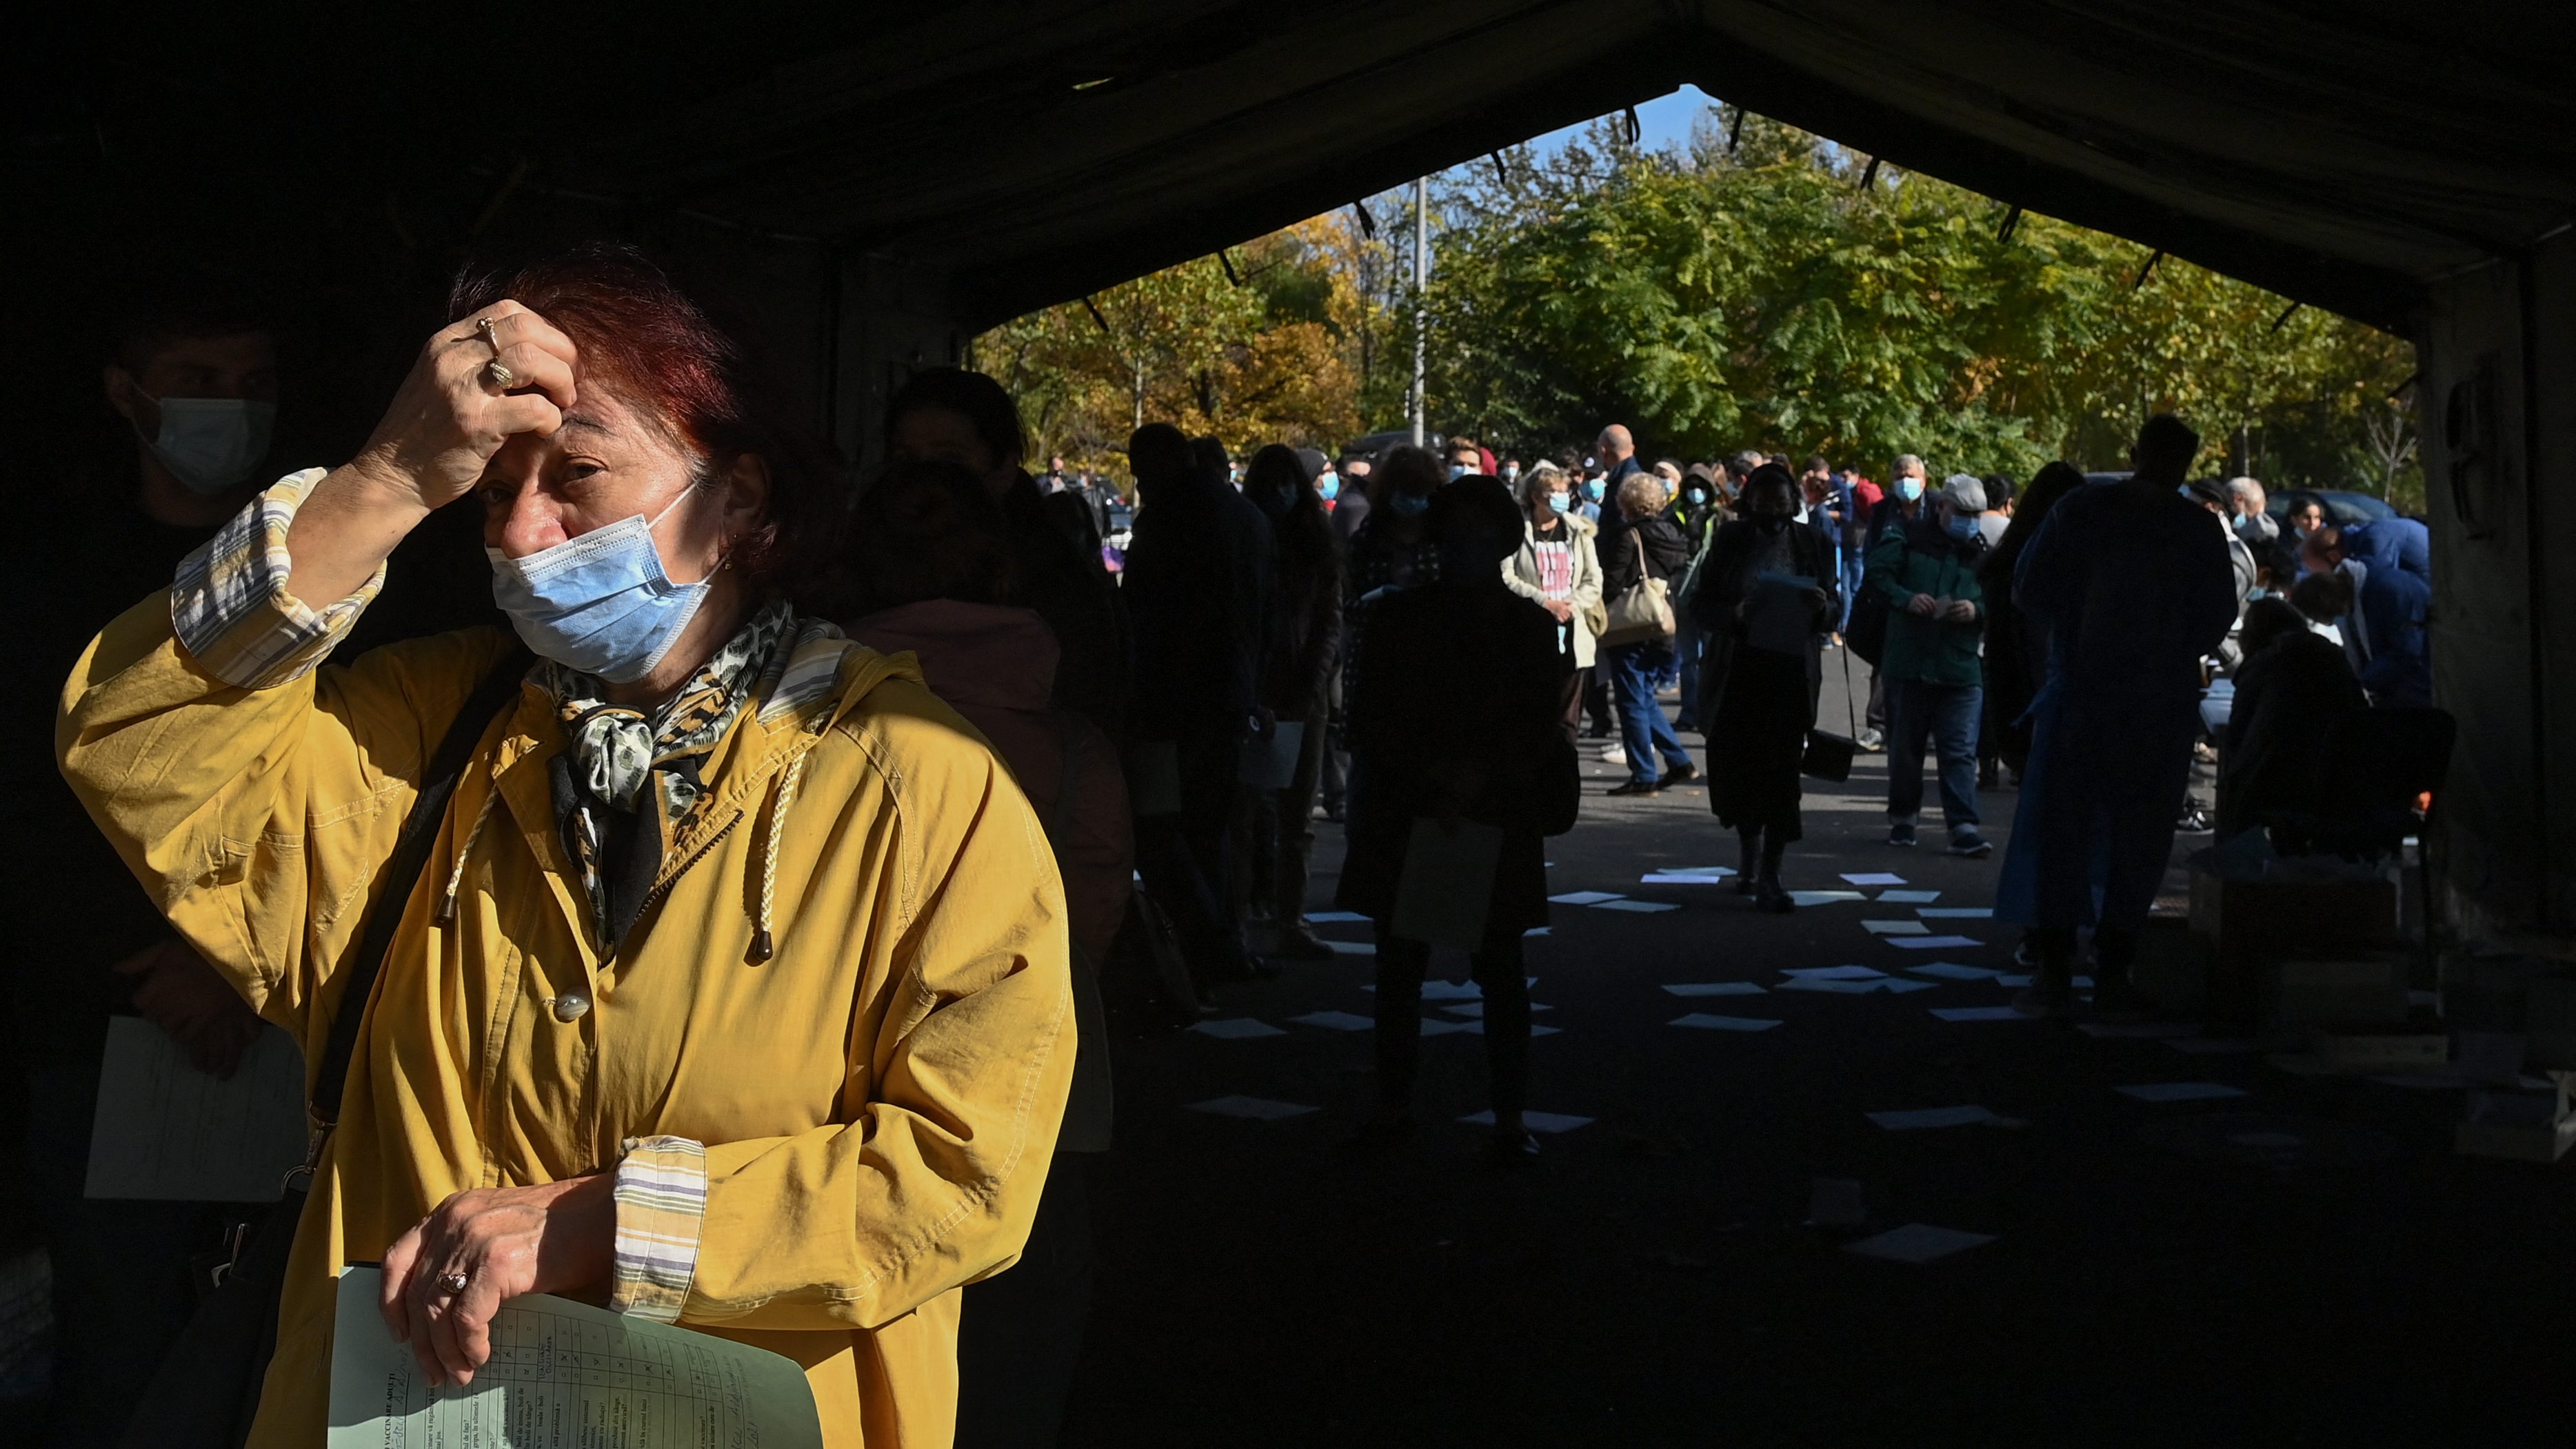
top-left (330, 1265), bottom-right (825, 1449)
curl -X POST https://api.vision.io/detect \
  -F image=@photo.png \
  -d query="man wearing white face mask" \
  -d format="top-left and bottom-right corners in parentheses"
top-left (17, 275), bottom-right (280, 1443)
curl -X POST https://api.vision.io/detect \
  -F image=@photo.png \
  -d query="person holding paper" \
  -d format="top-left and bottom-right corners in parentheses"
top-left (1687, 464), bottom-right (1840, 912)
top-left (1501, 461), bottom-right (1604, 746)
top-left (1339, 479), bottom-right (1571, 1162)
top-left (1865, 473), bottom-right (1994, 858)
top-left (58, 247), bottom-right (1076, 1448)
top-left (1240, 443), bottom-right (1343, 961)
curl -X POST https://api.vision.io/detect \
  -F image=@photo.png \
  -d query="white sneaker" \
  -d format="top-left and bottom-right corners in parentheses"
top-left (1599, 744), bottom-right (1628, 766)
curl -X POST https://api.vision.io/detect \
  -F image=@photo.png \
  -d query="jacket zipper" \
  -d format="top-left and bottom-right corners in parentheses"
top-left (616, 812), bottom-right (742, 966)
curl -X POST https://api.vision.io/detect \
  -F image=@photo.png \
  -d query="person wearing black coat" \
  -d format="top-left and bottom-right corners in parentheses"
top-left (1338, 478), bottom-right (1571, 1163)
top-left (1689, 464), bottom-right (1841, 910)
top-left (1123, 422), bottom-right (1276, 985)
top-left (1977, 461), bottom-right (2084, 783)
top-left (1598, 471), bottom-right (1696, 796)
top-left (2218, 598), bottom-right (2368, 840)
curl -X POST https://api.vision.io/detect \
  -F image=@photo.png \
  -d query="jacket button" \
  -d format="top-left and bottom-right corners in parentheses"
top-left (553, 990), bottom-right (591, 1023)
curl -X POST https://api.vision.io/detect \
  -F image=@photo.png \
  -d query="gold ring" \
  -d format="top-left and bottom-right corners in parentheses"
top-left (484, 359), bottom-right (517, 391)
top-left (438, 1270), bottom-right (471, 1296)
top-left (476, 317), bottom-right (503, 357)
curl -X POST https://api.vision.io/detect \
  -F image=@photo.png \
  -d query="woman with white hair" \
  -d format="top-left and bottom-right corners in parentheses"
top-left (1596, 471), bottom-right (1695, 796)
top-left (2226, 477), bottom-right (2279, 547)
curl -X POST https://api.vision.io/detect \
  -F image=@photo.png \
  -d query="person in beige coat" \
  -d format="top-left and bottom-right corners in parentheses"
top-left (1502, 461), bottom-right (1604, 743)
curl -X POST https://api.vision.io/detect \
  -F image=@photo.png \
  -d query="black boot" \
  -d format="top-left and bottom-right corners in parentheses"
top-left (2089, 926), bottom-right (2146, 1020)
top-left (1735, 828), bottom-right (1763, 895)
top-left (2013, 928), bottom-right (2078, 1017)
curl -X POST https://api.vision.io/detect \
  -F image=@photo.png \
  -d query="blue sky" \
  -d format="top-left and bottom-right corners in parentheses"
top-left (1523, 85), bottom-right (1715, 157)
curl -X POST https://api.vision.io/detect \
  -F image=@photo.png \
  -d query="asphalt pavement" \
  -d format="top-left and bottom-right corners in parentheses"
top-left (1061, 647), bottom-right (2573, 1446)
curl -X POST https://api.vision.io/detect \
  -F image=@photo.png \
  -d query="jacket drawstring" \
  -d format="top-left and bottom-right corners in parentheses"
top-left (434, 788), bottom-right (501, 928)
top-left (748, 752), bottom-right (807, 964)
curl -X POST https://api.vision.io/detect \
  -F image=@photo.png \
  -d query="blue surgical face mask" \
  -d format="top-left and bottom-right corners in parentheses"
top-left (1389, 490), bottom-right (1431, 518)
top-left (1944, 513), bottom-right (1980, 543)
top-left (1898, 477), bottom-right (1925, 503)
top-left (487, 488), bottom-right (714, 684)
top-left (1500, 466), bottom-right (1519, 483)
top-left (139, 393), bottom-right (276, 495)
top-left (1318, 474), bottom-right (1340, 501)
top-left (1449, 463), bottom-right (1470, 480)
top-left (1583, 480), bottom-right (1604, 501)
top-left (1547, 492), bottom-right (1572, 514)
top-left (1687, 488), bottom-right (1708, 505)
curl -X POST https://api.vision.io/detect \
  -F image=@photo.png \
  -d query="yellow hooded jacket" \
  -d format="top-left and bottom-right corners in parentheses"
top-left (59, 596), bottom-right (1074, 1448)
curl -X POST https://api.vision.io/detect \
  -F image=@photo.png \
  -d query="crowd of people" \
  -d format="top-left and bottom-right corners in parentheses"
top-left (13, 248), bottom-right (2438, 1449)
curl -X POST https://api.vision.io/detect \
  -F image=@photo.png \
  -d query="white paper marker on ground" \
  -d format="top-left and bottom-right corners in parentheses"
top-left (1187, 1096), bottom-right (1322, 1120)
top-left (1460, 1109), bottom-right (1592, 1132)
top-left (1918, 907), bottom-right (1995, 919)
top-left (2115, 1082), bottom-right (2250, 1102)
top-left (1322, 939), bottom-right (1375, 956)
top-left (1875, 889), bottom-right (1942, 903)
top-left (1593, 899), bottom-right (1680, 913)
top-left (1861, 919), bottom-right (1932, 935)
top-left (1439, 1001), bottom-right (1554, 1017)
top-left (1908, 962), bottom-right (2002, 981)
top-left (1778, 977), bottom-right (1877, 995)
top-left (1671, 1013), bottom-right (1784, 1032)
top-left (1549, 890), bottom-right (1624, 905)
top-left (1867, 1105), bottom-right (2001, 1130)
top-left (1662, 981), bottom-right (1767, 997)
top-left (1874, 978), bottom-right (1938, 995)
top-left (1419, 1018), bottom-right (1478, 1036)
top-left (1931, 1006), bottom-right (2029, 1022)
top-left (1787, 965), bottom-right (1887, 980)
top-left (1419, 979), bottom-right (1483, 1000)
top-left (1844, 1224), bottom-right (1997, 1264)
top-left (1460, 1021), bottom-right (1562, 1036)
top-left (1787, 890), bottom-right (1868, 907)
top-left (1841, 872), bottom-right (1909, 887)
top-left (1642, 870), bottom-right (1738, 884)
top-left (1288, 1010), bottom-right (1376, 1032)
top-left (1886, 934), bottom-right (1985, 950)
top-left (1309, 910), bottom-right (1370, 923)
top-left (1190, 1018), bottom-right (1286, 1039)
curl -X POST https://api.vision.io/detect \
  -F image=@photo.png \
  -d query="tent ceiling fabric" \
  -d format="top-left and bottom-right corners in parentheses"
top-left (542, 0), bottom-right (2572, 329)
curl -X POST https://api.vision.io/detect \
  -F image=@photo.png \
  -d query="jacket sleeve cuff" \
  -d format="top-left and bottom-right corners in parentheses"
top-left (170, 468), bottom-right (387, 689)
top-left (607, 1135), bottom-right (707, 1323)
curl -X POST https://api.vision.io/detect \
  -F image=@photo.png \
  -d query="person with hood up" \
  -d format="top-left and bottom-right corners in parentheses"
top-left (843, 459), bottom-right (1129, 1449)
top-left (1338, 477), bottom-right (1571, 1163)
top-left (1689, 463), bottom-right (1839, 910)
top-left (1998, 415), bottom-right (2239, 1018)
top-left (56, 249), bottom-right (1074, 1448)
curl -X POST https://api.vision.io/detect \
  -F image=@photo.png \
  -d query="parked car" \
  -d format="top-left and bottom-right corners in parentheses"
top-left (2267, 488), bottom-right (2399, 527)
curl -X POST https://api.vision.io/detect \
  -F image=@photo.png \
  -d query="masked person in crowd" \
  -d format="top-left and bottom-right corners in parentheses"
top-left (1855, 452), bottom-right (1932, 750)
top-left (1998, 415), bottom-right (2238, 1018)
top-left (2284, 493), bottom-right (2328, 547)
top-left (2226, 477), bottom-right (2278, 548)
top-left (1123, 423), bottom-right (1278, 990)
top-left (12, 273), bottom-right (281, 1447)
top-left (841, 459), bottom-right (1128, 1449)
top-left (1869, 474), bottom-right (1995, 857)
top-left (1338, 479), bottom-right (1569, 1163)
top-left (1330, 456), bottom-right (1373, 541)
top-left (1690, 463), bottom-right (1839, 911)
top-left (1341, 443), bottom-right (1446, 703)
top-left (1502, 461), bottom-right (1605, 744)
top-left (1446, 436), bottom-right (1484, 480)
top-left (1238, 444), bottom-right (1343, 961)
top-left (1978, 461), bottom-right (2085, 788)
top-left (885, 367), bottom-right (1127, 741)
top-left (57, 248), bottom-right (1075, 1448)
top-left (1598, 470), bottom-right (1696, 796)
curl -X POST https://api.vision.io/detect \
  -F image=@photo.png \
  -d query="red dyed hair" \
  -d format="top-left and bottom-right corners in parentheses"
top-left (449, 244), bottom-right (844, 596)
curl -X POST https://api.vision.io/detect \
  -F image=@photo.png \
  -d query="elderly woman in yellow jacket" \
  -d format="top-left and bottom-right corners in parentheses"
top-left (56, 248), bottom-right (1074, 1448)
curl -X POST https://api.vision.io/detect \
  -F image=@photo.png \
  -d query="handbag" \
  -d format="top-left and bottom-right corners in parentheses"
top-left (117, 646), bottom-right (530, 1449)
top-left (1803, 639), bottom-right (1860, 783)
top-left (1598, 530), bottom-right (1676, 649)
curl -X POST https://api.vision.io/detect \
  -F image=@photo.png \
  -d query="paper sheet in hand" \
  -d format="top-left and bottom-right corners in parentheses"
top-left (1745, 573), bottom-right (1818, 655)
top-left (1237, 721), bottom-right (1304, 790)
top-left (329, 1266), bottom-right (823, 1449)
top-left (1392, 818), bottom-right (1501, 950)
top-left (87, 1017), bottom-right (305, 1202)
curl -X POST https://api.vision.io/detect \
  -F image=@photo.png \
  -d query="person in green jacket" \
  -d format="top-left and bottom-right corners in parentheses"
top-left (1866, 474), bottom-right (1995, 856)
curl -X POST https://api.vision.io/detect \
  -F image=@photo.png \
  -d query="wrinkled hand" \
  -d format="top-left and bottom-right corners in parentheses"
top-left (1542, 599), bottom-right (1573, 623)
top-left (115, 940), bottom-right (261, 1078)
top-left (1906, 592), bottom-right (1939, 618)
top-left (1942, 599), bottom-right (1978, 623)
top-left (341, 301), bottom-right (581, 514)
top-left (381, 1175), bottom-right (615, 1388)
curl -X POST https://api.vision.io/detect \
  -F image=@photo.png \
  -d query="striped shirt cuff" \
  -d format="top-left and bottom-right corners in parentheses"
top-left (171, 468), bottom-right (387, 689)
top-left (608, 1135), bottom-right (707, 1323)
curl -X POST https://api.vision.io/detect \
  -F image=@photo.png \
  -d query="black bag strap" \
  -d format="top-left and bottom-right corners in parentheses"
top-left (312, 643), bottom-right (530, 1130)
